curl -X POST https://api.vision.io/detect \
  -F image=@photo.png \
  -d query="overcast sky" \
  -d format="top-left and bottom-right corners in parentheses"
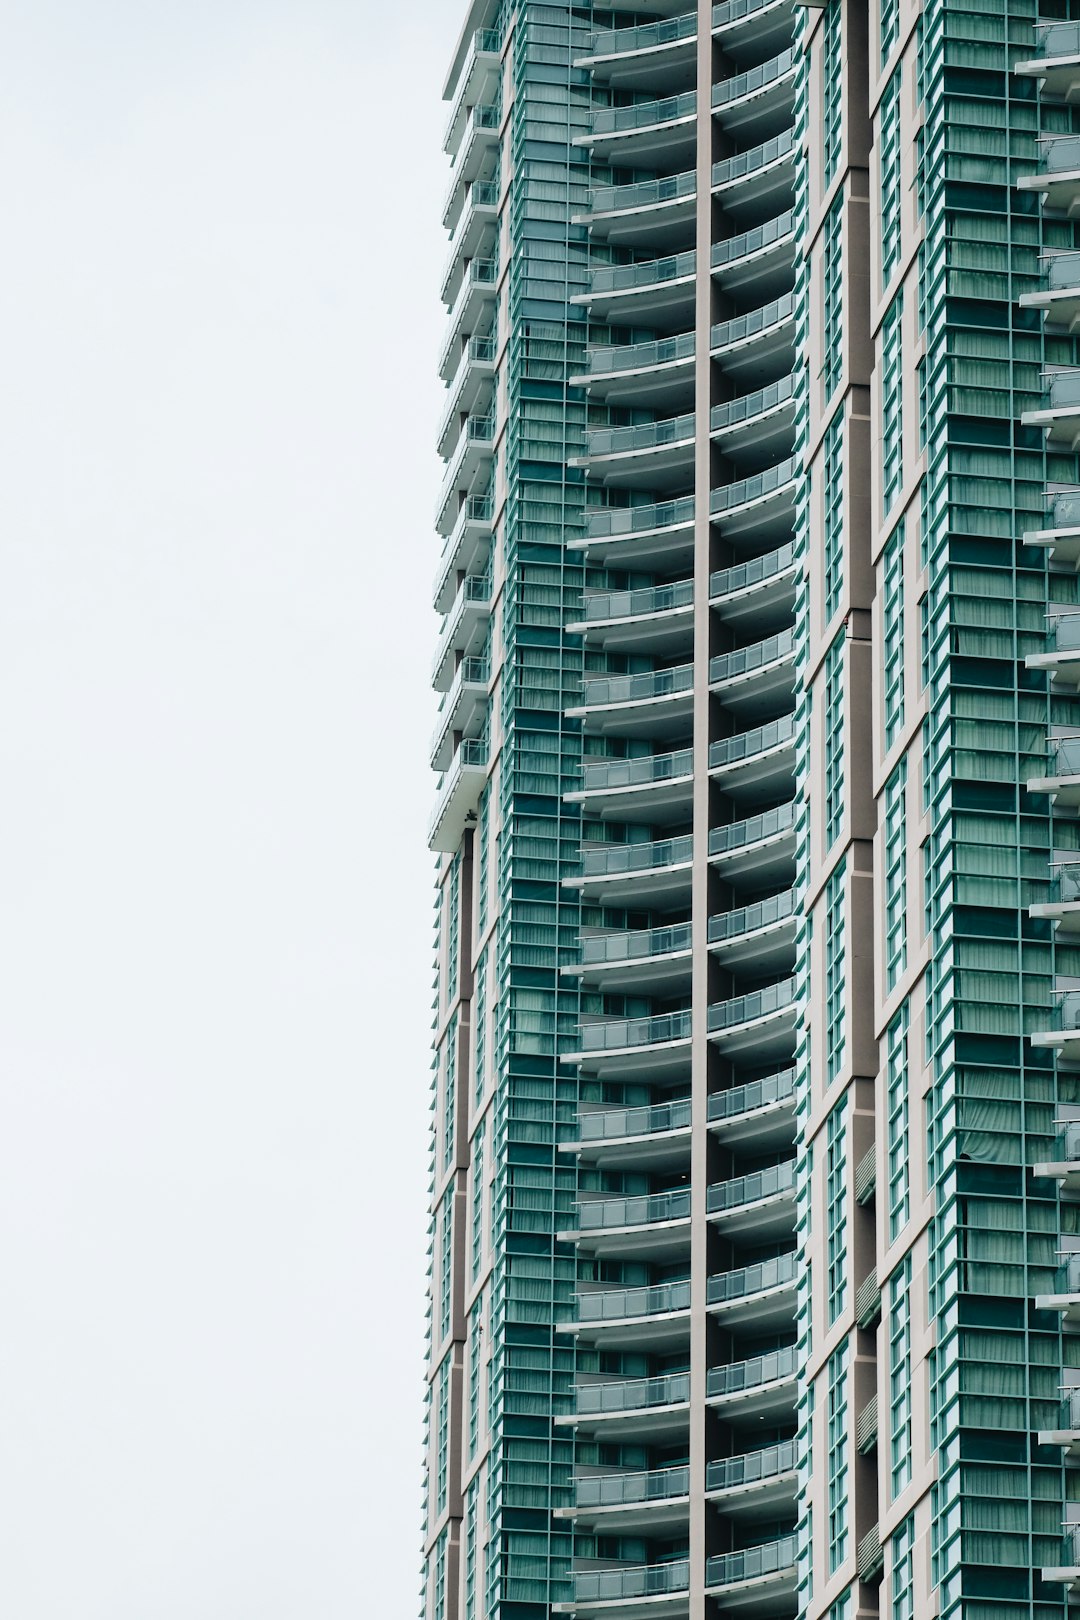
top-left (0, 2), bottom-right (458, 1612)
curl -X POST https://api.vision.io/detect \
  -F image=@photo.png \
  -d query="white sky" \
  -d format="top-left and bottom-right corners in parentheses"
top-left (0, 2), bottom-right (460, 1612)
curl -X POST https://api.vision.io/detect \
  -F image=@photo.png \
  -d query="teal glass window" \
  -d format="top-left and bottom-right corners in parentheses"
top-left (889, 1257), bottom-right (912, 1498)
top-left (825, 860), bottom-right (847, 1088)
top-left (447, 853), bottom-right (461, 998)
top-left (474, 950), bottom-right (487, 1104)
top-left (464, 1478), bottom-right (480, 1620)
top-left (892, 1515), bottom-right (915, 1620)
top-left (882, 519), bottom-right (905, 748)
top-left (433, 1527), bottom-right (447, 1620)
top-left (435, 1354), bottom-right (451, 1517)
top-left (825, 633), bottom-right (845, 850)
top-left (886, 1003), bottom-right (910, 1241)
top-left (471, 1123), bottom-right (485, 1279)
top-left (881, 0), bottom-right (899, 67)
top-left (830, 1591), bottom-right (851, 1620)
top-left (443, 1016), bottom-right (458, 1173)
top-left (824, 409), bottom-right (844, 624)
top-left (823, 0), bottom-right (842, 188)
top-left (477, 787), bottom-right (490, 935)
top-left (884, 758), bottom-right (908, 991)
top-left (880, 69), bottom-right (902, 287)
top-left (881, 291), bottom-right (904, 514)
top-left (439, 1193), bottom-right (453, 1344)
top-left (827, 1342), bottom-right (850, 1571)
top-left (826, 1088), bottom-right (848, 1322)
top-left (468, 1298), bottom-right (483, 1457)
top-left (823, 193), bottom-right (844, 400)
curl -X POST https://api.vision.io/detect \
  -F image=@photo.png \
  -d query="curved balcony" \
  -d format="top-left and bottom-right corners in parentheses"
top-left (1038, 1387), bottom-right (1080, 1458)
top-left (713, 0), bottom-right (796, 54)
top-left (706, 1250), bottom-right (798, 1328)
top-left (573, 1098), bottom-right (692, 1171)
top-left (567, 747), bottom-right (694, 822)
top-left (428, 737), bottom-right (488, 855)
top-left (1033, 1121), bottom-right (1080, 1197)
top-left (1030, 864), bottom-right (1080, 939)
top-left (707, 977), bottom-right (798, 1060)
top-left (1021, 249), bottom-right (1080, 332)
top-left (570, 664), bottom-right (694, 737)
top-left (711, 453), bottom-right (798, 540)
top-left (1036, 1254), bottom-right (1080, 1324)
top-left (568, 1186), bottom-right (691, 1259)
top-left (570, 921), bottom-right (694, 994)
top-left (556, 1559), bottom-right (690, 1619)
top-left (708, 714), bottom-right (797, 799)
top-left (575, 332), bottom-right (696, 410)
top-left (708, 1067), bottom-right (797, 1147)
top-left (567, 1278), bottom-right (692, 1349)
top-left (706, 1159), bottom-right (796, 1238)
top-left (431, 572), bottom-right (490, 690)
top-left (568, 1009), bottom-right (693, 1080)
top-left (581, 170), bottom-right (697, 248)
top-left (1017, 19), bottom-right (1080, 96)
top-left (709, 542), bottom-right (798, 627)
top-left (712, 210), bottom-right (796, 299)
top-left (439, 257), bottom-right (498, 381)
top-left (710, 374), bottom-right (796, 466)
top-left (712, 132), bottom-right (797, 234)
top-left (440, 181), bottom-right (500, 307)
top-left (707, 888), bottom-right (797, 970)
top-left (579, 90), bottom-right (698, 167)
top-left (706, 1343), bottom-right (798, 1421)
top-left (711, 292), bottom-right (797, 387)
top-left (709, 627), bottom-right (796, 713)
top-left (437, 333), bottom-right (496, 459)
top-left (570, 578), bottom-right (694, 653)
top-left (712, 47), bottom-right (797, 137)
top-left (708, 800), bottom-right (797, 883)
top-left (704, 1537), bottom-right (798, 1607)
top-left (569, 833), bottom-right (694, 906)
top-left (1027, 610), bottom-right (1080, 687)
top-left (705, 1439), bottom-right (797, 1514)
top-left (575, 411), bottom-right (695, 491)
top-left (1024, 488), bottom-right (1080, 569)
top-left (1030, 735), bottom-right (1080, 809)
top-left (578, 13), bottom-right (698, 91)
top-left (1023, 368), bottom-right (1080, 449)
top-left (576, 249), bottom-right (697, 325)
top-left (429, 655), bottom-right (489, 770)
top-left (573, 494), bottom-right (696, 570)
top-left (1018, 133), bottom-right (1080, 213)
top-left (567, 1464), bottom-right (691, 1534)
top-left (563, 1370), bottom-right (691, 1439)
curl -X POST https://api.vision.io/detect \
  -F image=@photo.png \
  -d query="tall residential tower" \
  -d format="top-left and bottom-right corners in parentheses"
top-left (424, 4), bottom-right (1080, 1620)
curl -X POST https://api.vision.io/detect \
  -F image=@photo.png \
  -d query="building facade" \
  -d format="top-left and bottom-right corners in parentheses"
top-left (425, 4), bottom-right (1080, 1620)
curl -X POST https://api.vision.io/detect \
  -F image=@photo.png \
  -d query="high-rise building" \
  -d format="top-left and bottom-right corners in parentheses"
top-left (423, 3), bottom-right (1080, 1619)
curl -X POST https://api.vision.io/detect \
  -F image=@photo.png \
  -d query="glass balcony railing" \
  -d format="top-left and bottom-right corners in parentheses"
top-left (442, 29), bottom-right (502, 149)
top-left (1033, 19), bottom-right (1080, 58)
top-left (574, 1370), bottom-right (691, 1416)
top-left (590, 169), bottom-right (696, 218)
top-left (581, 747), bottom-right (694, 792)
top-left (579, 1009), bottom-right (693, 1053)
top-left (710, 374), bottom-right (796, 435)
top-left (708, 889), bottom-right (796, 946)
top-left (1051, 1527), bottom-right (1080, 1572)
top-left (430, 655), bottom-right (490, 754)
top-left (708, 978), bottom-right (798, 1034)
top-left (592, 90), bottom-right (697, 138)
top-left (578, 1187), bottom-right (691, 1234)
top-left (1045, 864), bottom-right (1080, 905)
top-left (1043, 736), bottom-right (1080, 779)
top-left (709, 628), bottom-right (796, 685)
top-left (587, 494), bottom-right (695, 539)
top-left (706, 1438), bottom-right (796, 1493)
top-left (439, 334), bottom-right (497, 440)
top-left (1049, 1387), bottom-right (1080, 1431)
top-left (581, 664), bottom-right (693, 707)
top-left (577, 1464), bottom-right (690, 1511)
top-left (712, 211), bottom-right (795, 273)
top-left (706, 1342), bottom-right (798, 1399)
top-left (1040, 134), bottom-right (1080, 176)
top-left (708, 714), bottom-right (796, 771)
top-left (586, 332), bottom-right (696, 379)
top-left (708, 1067), bottom-right (797, 1124)
top-left (711, 454), bottom-right (798, 514)
top-left (711, 291), bottom-right (795, 354)
top-left (1045, 369), bottom-right (1080, 411)
top-left (1047, 612), bottom-right (1080, 654)
top-left (713, 0), bottom-right (794, 26)
top-left (584, 410), bottom-right (695, 458)
top-left (587, 11), bottom-right (697, 58)
top-left (710, 541), bottom-right (796, 599)
top-left (1048, 988), bottom-right (1080, 1035)
top-left (707, 1250), bottom-right (797, 1306)
top-left (572, 1561), bottom-right (690, 1604)
top-left (578, 1096), bottom-right (692, 1144)
top-left (579, 577), bottom-right (694, 622)
top-left (576, 1277), bottom-right (691, 1322)
top-left (1045, 250), bottom-right (1080, 292)
top-left (581, 921), bottom-right (693, 968)
top-left (1044, 1122), bottom-right (1080, 1164)
top-left (580, 833), bottom-right (694, 878)
top-left (712, 128), bottom-right (797, 190)
top-left (432, 573), bottom-right (492, 677)
top-left (707, 1159), bottom-right (796, 1214)
top-left (590, 249), bottom-right (697, 296)
top-left (705, 1536), bottom-right (798, 1591)
top-left (429, 738), bottom-right (489, 839)
top-left (1047, 1254), bottom-right (1080, 1295)
top-left (708, 800), bottom-right (796, 859)
top-left (713, 46), bottom-right (796, 109)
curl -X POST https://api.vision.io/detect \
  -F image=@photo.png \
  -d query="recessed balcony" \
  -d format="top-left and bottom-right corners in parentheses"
top-left (709, 627), bottom-right (796, 715)
top-left (575, 411), bottom-right (696, 491)
top-left (442, 103), bottom-right (501, 231)
top-left (1027, 610), bottom-right (1080, 688)
top-left (562, 1370), bottom-right (691, 1440)
top-left (707, 713), bottom-right (797, 800)
top-left (1030, 864), bottom-right (1080, 938)
top-left (707, 1159), bottom-right (796, 1238)
top-left (568, 1009), bottom-right (693, 1079)
top-left (442, 28), bottom-right (501, 158)
top-left (705, 1439), bottom-right (797, 1515)
top-left (567, 747), bottom-right (695, 823)
top-left (580, 171), bottom-right (697, 249)
top-left (712, 128), bottom-right (797, 223)
top-left (578, 90), bottom-right (698, 167)
top-left (708, 800), bottom-right (797, 883)
top-left (433, 492), bottom-right (493, 613)
top-left (706, 1343), bottom-right (798, 1422)
top-left (704, 1537), bottom-right (798, 1609)
top-left (428, 737), bottom-right (488, 854)
top-left (429, 655), bottom-right (490, 771)
top-left (707, 977), bottom-right (799, 1060)
top-left (1022, 368), bottom-right (1080, 449)
top-left (565, 1464), bottom-right (691, 1535)
top-left (439, 257), bottom-right (498, 382)
top-left (1036, 1254), bottom-right (1080, 1323)
top-left (1018, 133), bottom-right (1080, 214)
top-left (437, 333), bottom-right (496, 458)
top-left (712, 47), bottom-right (797, 138)
top-left (569, 578), bottom-right (695, 654)
top-left (712, 211), bottom-right (796, 299)
top-left (575, 249), bottom-right (697, 325)
top-left (567, 1277), bottom-right (692, 1349)
top-left (711, 292), bottom-right (797, 382)
top-left (575, 333), bottom-right (696, 411)
top-left (569, 664), bottom-right (694, 738)
top-left (710, 374), bottom-right (796, 468)
top-left (1017, 19), bottom-right (1080, 96)
top-left (1029, 735), bottom-right (1080, 809)
top-left (570, 921), bottom-right (694, 994)
top-left (567, 1186), bottom-right (692, 1258)
top-left (1024, 488), bottom-right (1080, 569)
top-left (706, 1251), bottom-right (797, 1329)
top-left (569, 833), bottom-right (694, 906)
top-left (556, 1559), bottom-right (690, 1619)
top-left (1020, 249), bottom-right (1080, 332)
top-left (577, 12), bottom-right (698, 91)
top-left (711, 454), bottom-right (798, 540)
top-left (1038, 1388), bottom-right (1080, 1458)
top-left (431, 572), bottom-right (491, 691)
top-left (708, 1068), bottom-right (797, 1146)
top-left (572, 1097), bottom-right (693, 1170)
top-left (707, 888), bottom-right (797, 970)
top-left (573, 494), bottom-right (696, 570)
top-left (710, 541), bottom-right (798, 625)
